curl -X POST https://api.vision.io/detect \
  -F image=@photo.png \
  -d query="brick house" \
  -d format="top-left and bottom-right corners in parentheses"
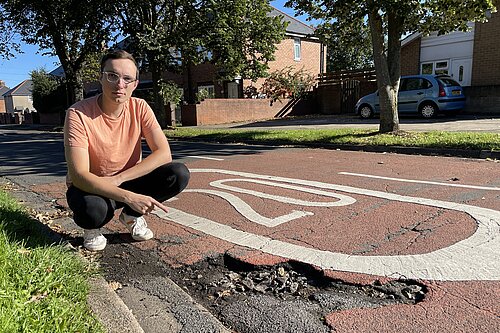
top-left (401, 4), bottom-right (500, 113)
top-left (0, 81), bottom-right (9, 113)
top-left (2, 80), bottom-right (36, 113)
top-left (131, 7), bottom-right (325, 101)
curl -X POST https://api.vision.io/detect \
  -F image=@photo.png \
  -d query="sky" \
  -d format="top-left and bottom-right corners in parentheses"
top-left (0, 0), bottom-right (312, 89)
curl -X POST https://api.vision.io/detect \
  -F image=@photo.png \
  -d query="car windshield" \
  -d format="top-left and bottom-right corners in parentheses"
top-left (437, 77), bottom-right (461, 87)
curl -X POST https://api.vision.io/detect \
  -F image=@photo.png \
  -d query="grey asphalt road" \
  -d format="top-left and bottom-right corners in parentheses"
top-left (1, 114), bottom-right (499, 184)
top-left (0, 126), bottom-right (282, 185)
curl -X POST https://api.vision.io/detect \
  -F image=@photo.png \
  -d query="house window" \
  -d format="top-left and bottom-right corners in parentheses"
top-left (435, 61), bottom-right (448, 75)
top-left (197, 84), bottom-right (215, 99)
top-left (420, 60), bottom-right (449, 75)
top-left (421, 63), bottom-right (433, 75)
top-left (294, 38), bottom-right (301, 61)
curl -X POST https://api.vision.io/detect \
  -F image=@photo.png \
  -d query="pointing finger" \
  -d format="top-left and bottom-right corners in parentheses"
top-left (153, 199), bottom-right (169, 213)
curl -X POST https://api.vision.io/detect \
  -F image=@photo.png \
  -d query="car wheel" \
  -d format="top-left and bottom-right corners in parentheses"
top-left (359, 104), bottom-right (374, 119)
top-left (419, 102), bottom-right (438, 118)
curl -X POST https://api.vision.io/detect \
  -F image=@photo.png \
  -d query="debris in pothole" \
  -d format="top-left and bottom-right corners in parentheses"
top-left (171, 253), bottom-right (427, 307)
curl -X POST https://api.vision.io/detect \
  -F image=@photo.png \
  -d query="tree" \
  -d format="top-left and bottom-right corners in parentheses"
top-left (115, 0), bottom-right (286, 127)
top-left (30, 68), bottom-right (66, 114)
top-left (287, 0), bottom-right (496, 133)
top-left (0, 0), bottom-right (115, 108)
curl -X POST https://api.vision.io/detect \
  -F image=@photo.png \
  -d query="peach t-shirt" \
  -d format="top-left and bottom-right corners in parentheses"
top-left (64, 95), bottom-right (161, 184)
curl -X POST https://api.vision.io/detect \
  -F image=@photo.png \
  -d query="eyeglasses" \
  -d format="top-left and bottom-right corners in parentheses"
top-left (102, 71), bottom-right (137, 85)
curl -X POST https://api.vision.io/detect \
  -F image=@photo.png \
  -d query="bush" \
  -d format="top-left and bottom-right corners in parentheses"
top-left (260, 66), bottom-right (316, 102)
top-left (159, 81), bottom-right (183, 105)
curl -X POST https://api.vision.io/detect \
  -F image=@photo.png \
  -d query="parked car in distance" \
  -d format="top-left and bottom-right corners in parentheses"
top-left (355, 75), bottom-right (466, 119)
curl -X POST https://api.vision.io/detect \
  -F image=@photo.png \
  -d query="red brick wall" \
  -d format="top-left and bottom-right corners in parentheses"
top-left (400, 37), bottom-right (421, 76)
top-left (472, 9), bottom-right (500, 86)
top-left (180, 98), bottom-right (312, 126)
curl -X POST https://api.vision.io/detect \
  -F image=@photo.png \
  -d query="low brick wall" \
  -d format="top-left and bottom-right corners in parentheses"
top-left (463, 85), bottom-right (500, 114)
top-left (0, 112), bottom-right (24, 124)
top-left (180, 98), bottom-right (313, 126)
top-left (39, 112), bottom-right (63, 125)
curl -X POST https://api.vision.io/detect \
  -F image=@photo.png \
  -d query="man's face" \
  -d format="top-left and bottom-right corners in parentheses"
top-left (100, 58), bottom-right (138, 104)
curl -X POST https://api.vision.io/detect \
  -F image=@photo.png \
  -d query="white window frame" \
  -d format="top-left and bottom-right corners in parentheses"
top-left (197, 84), bottom-right (215, 98)
top-left (293, 37), bottom-right (301, 61)
top-left (420, 60), bottom-right (449, 76)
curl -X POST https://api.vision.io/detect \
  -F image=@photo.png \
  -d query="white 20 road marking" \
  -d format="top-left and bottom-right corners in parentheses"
top-left (155, 168), bottom-right (500, 281)
top-left (184, 178), bottom-right (356, 227)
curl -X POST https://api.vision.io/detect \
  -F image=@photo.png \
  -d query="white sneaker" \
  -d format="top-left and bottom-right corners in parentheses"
top-left (83, 229), bottom-right (107, 251)
top-left (119, 212), bottom-right (154, 241)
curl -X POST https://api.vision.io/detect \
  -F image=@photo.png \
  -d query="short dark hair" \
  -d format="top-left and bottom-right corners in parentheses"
top-left (100, 49), bottom-right (139, 78)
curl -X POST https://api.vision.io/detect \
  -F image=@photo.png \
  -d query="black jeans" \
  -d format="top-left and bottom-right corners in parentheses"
top-left (66, 162), bottom-right (190, 229)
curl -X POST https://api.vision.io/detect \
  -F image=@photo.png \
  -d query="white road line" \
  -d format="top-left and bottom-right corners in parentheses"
top-left (186, 156), bottom-right (224, 161)
top-left (154, 168), bottom-right (500, 281)
top-left (0, 139), bottom-right (61, 144)
top-left (339, 172), bottom-right (500, 191)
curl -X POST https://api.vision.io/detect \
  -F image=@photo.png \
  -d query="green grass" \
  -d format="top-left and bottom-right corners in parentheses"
top-left (165, 127), bottom-right (500, 151)
top-left (0, 190), bottom-right (104, 333)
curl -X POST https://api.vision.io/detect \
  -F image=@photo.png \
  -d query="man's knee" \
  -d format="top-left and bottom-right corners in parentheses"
top-left (155, 162), bottom-right (190, 195)
top-left (168, 162), bottom-right (190, 192)
top-left (67, 187), bottom-right (114, 229)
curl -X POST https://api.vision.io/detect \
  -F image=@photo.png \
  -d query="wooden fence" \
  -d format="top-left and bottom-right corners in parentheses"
top-left (315, 68), bottom-right (378, 115)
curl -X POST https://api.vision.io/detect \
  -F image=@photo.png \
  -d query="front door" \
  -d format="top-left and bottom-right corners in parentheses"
top-left (227, 82), bottom-right (239, 99)
top-left (451, 59), bottom-right (472, 87)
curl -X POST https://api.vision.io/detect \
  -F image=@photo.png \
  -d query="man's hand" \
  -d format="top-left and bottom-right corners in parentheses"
top-left (125, 193), bottom-right (169, 215)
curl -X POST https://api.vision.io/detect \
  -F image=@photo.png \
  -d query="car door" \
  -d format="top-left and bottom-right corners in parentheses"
top-left (398, 78), bottom-right (427, 113)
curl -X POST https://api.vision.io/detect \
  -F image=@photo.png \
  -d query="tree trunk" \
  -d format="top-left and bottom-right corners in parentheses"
top-left (367, 6), bottom-right (400, 133)
top-left (62, 65), bottom-right (84, 106)
top-left (186, 61), bottom-right (195, 104)
top-left (150, 59), bottom-right (166, 128)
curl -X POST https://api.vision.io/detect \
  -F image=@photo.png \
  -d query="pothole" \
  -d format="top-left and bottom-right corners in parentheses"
top-left (169, 253), bottom-right (427, 332)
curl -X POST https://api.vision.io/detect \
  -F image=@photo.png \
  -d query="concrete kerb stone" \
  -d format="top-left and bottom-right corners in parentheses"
top-left (88, 277), bottom-right (145, 333)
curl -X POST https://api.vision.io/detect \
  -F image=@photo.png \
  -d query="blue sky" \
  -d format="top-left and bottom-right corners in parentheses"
top-left (0, 0), bottom-right (312, 89)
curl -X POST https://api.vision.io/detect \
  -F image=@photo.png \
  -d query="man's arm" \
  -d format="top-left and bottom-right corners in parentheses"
top-left (66, 143), bottom-right (169, 215)
top-left (109, 127), bottom-right (172, 186)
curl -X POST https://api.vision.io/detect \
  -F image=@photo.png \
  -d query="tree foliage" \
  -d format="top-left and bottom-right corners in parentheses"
top-left (317, 24), bottom-right (373, 72)
top-left (115, 0), bottom-right (286, 127)
top-left (30, 68), bottom-right (66, 114)
top-left (0, 0), bottom-right (115, 110)
top-left (287, 0), bottom-right (496, 133)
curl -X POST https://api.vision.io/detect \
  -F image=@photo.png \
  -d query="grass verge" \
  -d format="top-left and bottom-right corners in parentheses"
top-left (0, 189), bottom-right (104, 333)
top-left (165, 128), bottom-right (500, 151)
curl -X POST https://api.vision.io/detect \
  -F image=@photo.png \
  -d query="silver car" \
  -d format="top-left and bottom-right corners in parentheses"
top-left (356, 75), bottom-right (466, 118)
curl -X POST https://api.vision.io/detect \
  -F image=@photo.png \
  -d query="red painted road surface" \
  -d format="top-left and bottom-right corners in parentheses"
top-left (37, 148), bottom-right (500, 332)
